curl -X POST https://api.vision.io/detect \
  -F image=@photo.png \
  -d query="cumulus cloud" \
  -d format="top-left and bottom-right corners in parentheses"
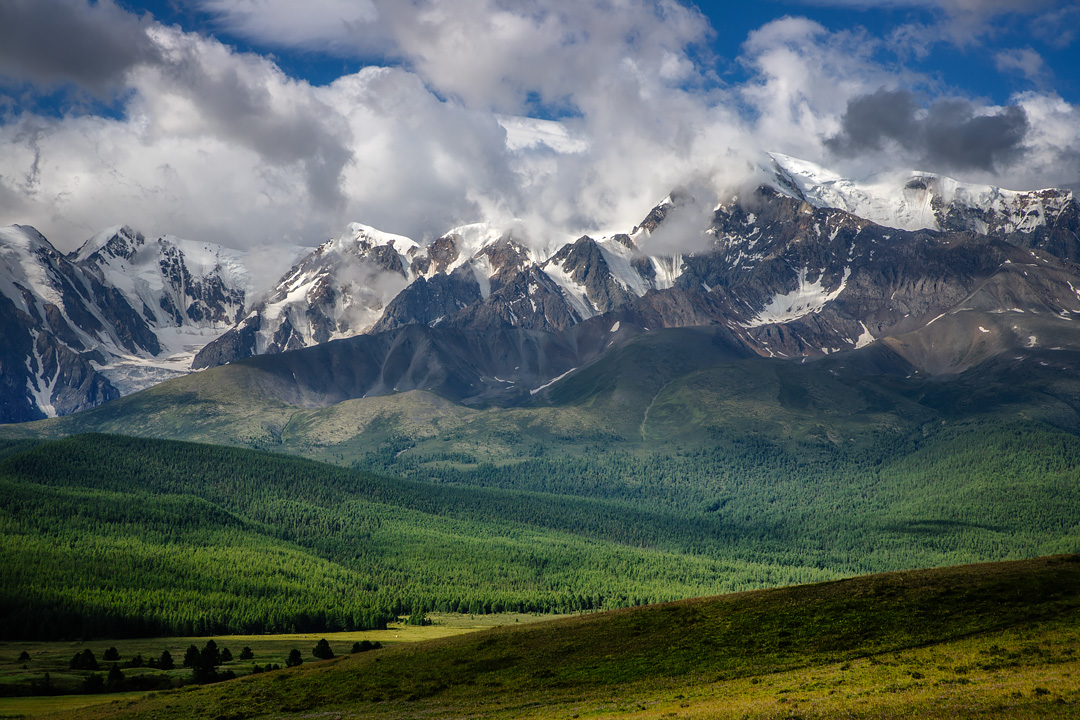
top-left (0, 0), bottom-right (1078, 276)
top-left (825, 88), bottom-right (1030, 172)
top-left (199, 0), bottom-right (713, 115)
top-left (801, 0), bottom-right (1070, 56)
top-left (0, 0), bottom-right (739, 259)
top-left (738, 18), bottom-right (893, 160)
top-left (0, 0), bottom-right (160, 95)
top-left (133, 27), bottom-right (354, 212)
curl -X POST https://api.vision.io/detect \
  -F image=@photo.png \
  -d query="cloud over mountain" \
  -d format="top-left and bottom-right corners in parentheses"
top-left (0, 0), bottom-right (1077, 274)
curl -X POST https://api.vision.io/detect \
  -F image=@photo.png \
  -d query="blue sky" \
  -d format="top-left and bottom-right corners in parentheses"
top-left (110, 1), bottom-right (1080, 103)
top-left (1, 0), bottom-right (1078, 251)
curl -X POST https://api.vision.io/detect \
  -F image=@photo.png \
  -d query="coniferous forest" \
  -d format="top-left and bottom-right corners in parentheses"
top-left (3, 418), bottom-right (1079, 641)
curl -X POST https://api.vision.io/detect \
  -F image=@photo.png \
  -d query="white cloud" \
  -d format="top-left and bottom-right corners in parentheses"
top-left (1006, 91), bottom-right (1080, 189)
top-left (0, 0), bottom-right (1078, 282)
top-left (738, 18), bottom-right (904, 163)
top-left (0, 23), bottom-right (522, 255)
top-left (995, 47), bottom-right (1047, 84)
top-left (199, 0), bottom-right (384, 55)
top-left (200, 0), bottom-right (713, 114)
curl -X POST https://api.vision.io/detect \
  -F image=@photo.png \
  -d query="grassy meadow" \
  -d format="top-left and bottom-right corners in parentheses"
top-left (18, 554), bottom-right (1080, 720)
top-left (0, 613), bottom-right (556, 717)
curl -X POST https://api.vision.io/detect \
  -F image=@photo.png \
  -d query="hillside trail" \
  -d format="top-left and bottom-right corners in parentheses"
top-left (640, 381), bottom-right (674, 441)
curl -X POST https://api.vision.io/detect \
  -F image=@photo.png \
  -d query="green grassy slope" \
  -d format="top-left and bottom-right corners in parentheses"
top-left (54, 554), bottom-right (1080, 720)
top-left (11, 326), bottom-right (1080, 482)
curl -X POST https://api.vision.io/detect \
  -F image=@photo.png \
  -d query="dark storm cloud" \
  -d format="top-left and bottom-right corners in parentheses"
top-left (0, 0), bottom-right (161, 95)
top-left (826, 87), bottom-right (1029, 172)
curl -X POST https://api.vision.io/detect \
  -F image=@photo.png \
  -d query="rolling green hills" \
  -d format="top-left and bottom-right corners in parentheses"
top-left (48, 554), bottom-right (1080, 720)
top-left (3, 427), bottom-right (1079, 641)
top-left (0, 433), bottom-right (839, 640)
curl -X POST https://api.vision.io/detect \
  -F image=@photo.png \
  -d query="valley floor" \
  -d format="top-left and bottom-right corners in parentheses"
top-left (0, 614), bottom-right (558, 718)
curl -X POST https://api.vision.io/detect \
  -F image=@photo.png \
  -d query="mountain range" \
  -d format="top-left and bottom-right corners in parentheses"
top-left (2, 153), bottom-right (1079, 423)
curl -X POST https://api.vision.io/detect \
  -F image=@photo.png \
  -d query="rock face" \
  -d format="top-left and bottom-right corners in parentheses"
top-left (0, 225), bottom-right (300, 421)
top-left (8, 154), bottom-right (1080, 420)
top-left (193, 223), bottom-right (418, 368)
top-left (187, 159), bottom-right (1080, 411)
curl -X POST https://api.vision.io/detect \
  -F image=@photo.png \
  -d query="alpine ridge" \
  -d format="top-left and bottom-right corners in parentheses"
top-left (3, 154), bottom-right (1080, 421)
top-left (0, 225), bottom-right (305, 422)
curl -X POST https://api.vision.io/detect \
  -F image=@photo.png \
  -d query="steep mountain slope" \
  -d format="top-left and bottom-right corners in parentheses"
top-left (188, 158), bottom-right (1080, 382)
top-left (0, 225), bottom-right (143, 422)
top-left (0, 224), bottom-right (304, 422)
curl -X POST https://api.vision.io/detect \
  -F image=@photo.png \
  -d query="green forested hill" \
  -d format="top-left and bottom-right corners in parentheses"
top-left (2, 428), bottom-right (1079, 640)
top-left (4, 328), bottom-right (1080, 641)
top-left (0, 434), bottom-right (836, 640)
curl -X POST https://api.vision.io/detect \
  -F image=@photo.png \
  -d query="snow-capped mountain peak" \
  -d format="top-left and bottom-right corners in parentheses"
top-left (72, 225), bottom-right (146, 263)
top-left (766, 153), bottom-right (1076, 235)
top-left (9, 152), bottom-right (1080, 420)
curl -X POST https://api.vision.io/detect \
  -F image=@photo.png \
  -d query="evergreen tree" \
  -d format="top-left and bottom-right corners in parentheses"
top-left (286, 648), bottom-right (303, 667)
top-left (220, 647), bottom-right (232, 663)
top-left (200, 639), bottom-right (221, 669)
top-left (69, 649), bottom-right (99, 671)
top-left (183, 645), bottom-right (199, 668)
top-left (103, 647), bottom-right (120, 661)
top-left (193, 640), bottom-right (221, 683)
top-left (158, 649), bottom-right (174, 670)
top-left (239, 646), bottom-right (254, 660)
top-left (312, 638), bottom-right (334, 660)
top-left (107, 663), bottom-right (124, 689)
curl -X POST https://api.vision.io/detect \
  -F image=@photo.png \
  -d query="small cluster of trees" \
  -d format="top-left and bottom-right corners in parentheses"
top-left (37, 636), bottom-right (390, 698)
top-left (182, 640), bottom-right (235, 684)
top-left (70, 647), bottom-right (175, 672)
top-left (279, 637), bottom-right (384, 669)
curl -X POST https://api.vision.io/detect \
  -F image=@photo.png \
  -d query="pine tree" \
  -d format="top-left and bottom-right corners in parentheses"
top-left (107, 663), bottom-right (124, 688)
top-left (312, 638), bottom-right (334, 660)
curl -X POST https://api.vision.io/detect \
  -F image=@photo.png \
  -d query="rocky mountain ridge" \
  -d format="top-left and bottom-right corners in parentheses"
top-left (0, 225), bottom-right (305, 422)
top-left (4, 155), bottom-right (1080, 421)
top-left (192, 158), bottom-right (1080, 376)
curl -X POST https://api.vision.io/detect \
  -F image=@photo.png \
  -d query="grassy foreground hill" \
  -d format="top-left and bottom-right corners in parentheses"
top-left (49, 554), bottom-right (1080, 720)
